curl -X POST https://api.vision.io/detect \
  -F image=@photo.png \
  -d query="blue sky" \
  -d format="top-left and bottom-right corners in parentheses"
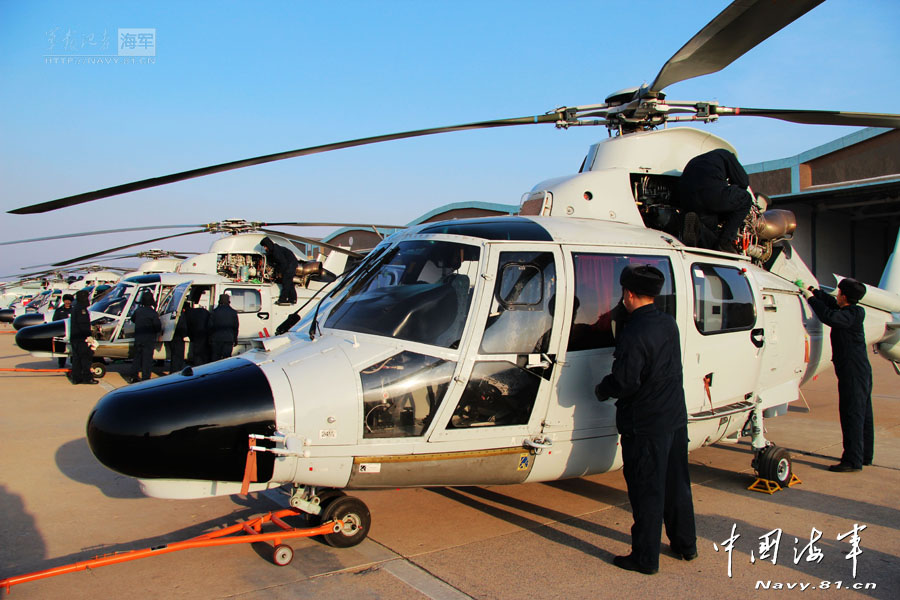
top-left (1, 0), bottom-right (899, 275)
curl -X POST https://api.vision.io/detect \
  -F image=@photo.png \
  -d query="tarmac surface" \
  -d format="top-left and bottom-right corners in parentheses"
top-left (0, 324), bottom-right (898, 599)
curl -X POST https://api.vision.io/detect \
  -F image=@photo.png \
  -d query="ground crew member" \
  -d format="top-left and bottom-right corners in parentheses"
top-left (168, 305), bottom-right (188, 373)
top-left (679, 148), bottom-right (753, 253)
top-left (69, 289), bottom-right (97, 385)
top-left (260, 236), bottom-right (298, 305)
top-left (129, 292), bottom-right (161, 383)
top-left (801, 278), bottom-right (874, 471)
top-left (595, 264), bottom-right (696, 575)
top-left (208, 293), bottom-right (239, 361)
top-left (53, 293), bottom-right (74, 368)
top-left (187, 297), bottom-right (211, 365)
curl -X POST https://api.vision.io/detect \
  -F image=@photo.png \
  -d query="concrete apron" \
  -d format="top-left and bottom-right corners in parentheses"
top-left (0, 324), bottom-right (897, 599)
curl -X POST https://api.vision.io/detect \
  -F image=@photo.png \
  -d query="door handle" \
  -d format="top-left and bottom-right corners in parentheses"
top-left (750, 328), bottom-right (765, 348)
top-left (257, 312), bottom-right (270, 320)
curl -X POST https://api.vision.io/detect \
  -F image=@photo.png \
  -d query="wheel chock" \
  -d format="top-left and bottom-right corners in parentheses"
top-left (748, 477), bottom-right (782, 494)
top-left (748, 472), bottom-right (802, 494)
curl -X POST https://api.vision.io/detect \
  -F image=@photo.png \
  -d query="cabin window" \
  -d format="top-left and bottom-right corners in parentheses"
top-left (692, 263), bottom-right (756, 334)
top-left (225, 288), bottom-right (262, 313)
top-left (480, 251), bottom-right (556, 354)
top-left (361, 351), bottom-right (455, 438)
top-left (567, 254), bottom-right (676, 351)
top-left (447, 360), bottom-right (541, 428)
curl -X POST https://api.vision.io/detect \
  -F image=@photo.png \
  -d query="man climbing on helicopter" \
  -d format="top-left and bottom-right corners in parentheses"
top-left (260, 236), bottom-right (298, 305)
top-left (679, 148), bottom-right (753, 254)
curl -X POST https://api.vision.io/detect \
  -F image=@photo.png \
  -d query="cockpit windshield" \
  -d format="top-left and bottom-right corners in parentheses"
top-left (90, 282), bottom-right (132, 316)
top-left (324, 240), bottom-right (481, 348)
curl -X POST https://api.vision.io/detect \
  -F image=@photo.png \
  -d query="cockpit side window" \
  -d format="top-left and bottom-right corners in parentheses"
top-left (480, 251), bottom-right (556, 354)
top-left (361, 351), bottom-right (456, 438)
top-left (567, 254), bottom-right (676, 352)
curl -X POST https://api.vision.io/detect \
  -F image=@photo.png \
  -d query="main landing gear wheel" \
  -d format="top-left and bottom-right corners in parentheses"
top-left (90, 362), bottom-right (107, 379)
top-left (756, 445), bottom-right (792, 487)
top-left (272, 544), bottom-right (294, 566)
top-left (319, 496), bottom-right (371, 548)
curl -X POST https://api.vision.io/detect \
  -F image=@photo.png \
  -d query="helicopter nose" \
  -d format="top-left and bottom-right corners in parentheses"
top-left (0, 309), bottom-right (14, 323)
top-left (12, 313), bottom-right (44, 330)
top-left (87, 358), bottom-right (277, 482)
top-left (15, 320), bottom-right (66, 354)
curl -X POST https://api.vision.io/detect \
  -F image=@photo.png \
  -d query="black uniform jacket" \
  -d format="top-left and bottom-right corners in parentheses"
top-left (187, 306), bottom-right (210, 338)
top-left (208, 304), bottom-right (239, 343)
top-left (70, 303), bottom-right (92, 341)
top-left (268, 243), bottom-right (298, 275)
top-left (679, 149), bottom-right (750, 197)
top-left (131, 306), bottom-right (162, 343)
top-left (807, 290), bottom-right (870, 377)
top-left (52, 305), bottom-right (72, 322)
top-left (596, 304), bottom-right (687, 436)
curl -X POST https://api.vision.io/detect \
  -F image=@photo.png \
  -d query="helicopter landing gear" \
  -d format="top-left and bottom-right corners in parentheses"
top-left (287, 486), bottom-right (370, 547)
top-left (90, 361), bottom-right (107, 379)
top-left (744, 404), bottom-right (796, 490)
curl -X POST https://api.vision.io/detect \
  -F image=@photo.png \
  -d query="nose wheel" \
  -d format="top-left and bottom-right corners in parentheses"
top-left (318, 495), bottom-right (371, 548)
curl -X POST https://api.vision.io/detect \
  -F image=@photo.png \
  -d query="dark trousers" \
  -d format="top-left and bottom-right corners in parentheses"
top-left (279, 272), bottom-right (297, 303)
top-left (169, 338), bottom-right (185, 372)
top-left (210, 341), bottom-right (234, 362)
top-left (131, 340), bottom-right (155, 380)
top-left (837, 370), bottom-right (875, 467)
top-left (621, 426), bottom-right (696, 570)
top-left (685, 186), bottom-right (752, 245)
top-left (70, 339), bottom-right (93, 383)
top-left (188, 336), bottom-right (209, 365)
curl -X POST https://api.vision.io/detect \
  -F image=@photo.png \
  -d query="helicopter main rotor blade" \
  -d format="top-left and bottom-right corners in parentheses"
top-left (52, 230), bottom-right (208, 267)
top-left (9, 115), bottom-right (563, 215)
top-left (259, 229), bottom-right (364, 259)
top-left (261, 222), bottom-right (405, 230)
top-left (648, 0), bottom-right (824, 95)
top-left (716, 107), bottom-right (900, 128)
top-left (0, 224), bottom-right (205, 246)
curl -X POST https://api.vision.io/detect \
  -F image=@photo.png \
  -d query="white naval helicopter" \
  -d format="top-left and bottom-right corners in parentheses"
top-left (7, 0), bottom-right (900, 550)
top-left (10, 220), bottom-right (396, 376)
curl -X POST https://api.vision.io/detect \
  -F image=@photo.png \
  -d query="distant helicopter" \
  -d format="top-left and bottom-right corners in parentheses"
top-left (7, 0), bottom-right (900, 551)
top-left (5, 252), bottom-right (196, 330)
top-left (11, 220), bottom-right (398, 376)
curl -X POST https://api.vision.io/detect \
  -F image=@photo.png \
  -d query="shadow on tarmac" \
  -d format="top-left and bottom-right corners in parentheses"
top-left (0, 484), bottom-right (47, 577)
top-left (54, 438), bottom-right (143, 499)
top-left (429, 486), bottom-right (629, 559)
top-left (688, 462), bottom-right (900, 531)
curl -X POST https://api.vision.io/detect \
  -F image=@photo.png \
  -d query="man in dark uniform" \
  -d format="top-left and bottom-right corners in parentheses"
top-left (595, 264), bottom-right (696, 574)
top-left (208, 293), bottom-right (239, 361)
top-left (802, 278), bottom-right (874, 471)
top-left (53, 294), bottom-right (74, 368)
top-left (186, 297), bottom-right (211, 365)
top-left (129, 292), bottom-right (161, 383)
top-left (260, 236), bottom-right (298, 305)
top-left (679, 148), bottom-right (753, 253)
top-left (168, 305), bottom-right (189, 373)
top-left (69, 289), bottom-right (98, 384)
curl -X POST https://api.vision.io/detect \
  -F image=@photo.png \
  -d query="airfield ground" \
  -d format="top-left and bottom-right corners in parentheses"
top-left (0, 324), bottom-right (897, 599)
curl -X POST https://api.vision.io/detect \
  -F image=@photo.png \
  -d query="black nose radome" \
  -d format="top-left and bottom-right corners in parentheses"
top-left (87, 358), bottom-right (277, 482)
top-left (13, 313), bottom-right (45, 330)
top-left (15, 320), bottom-right (66, 354)
top-left (0, 309), bottom-right (14, 323)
